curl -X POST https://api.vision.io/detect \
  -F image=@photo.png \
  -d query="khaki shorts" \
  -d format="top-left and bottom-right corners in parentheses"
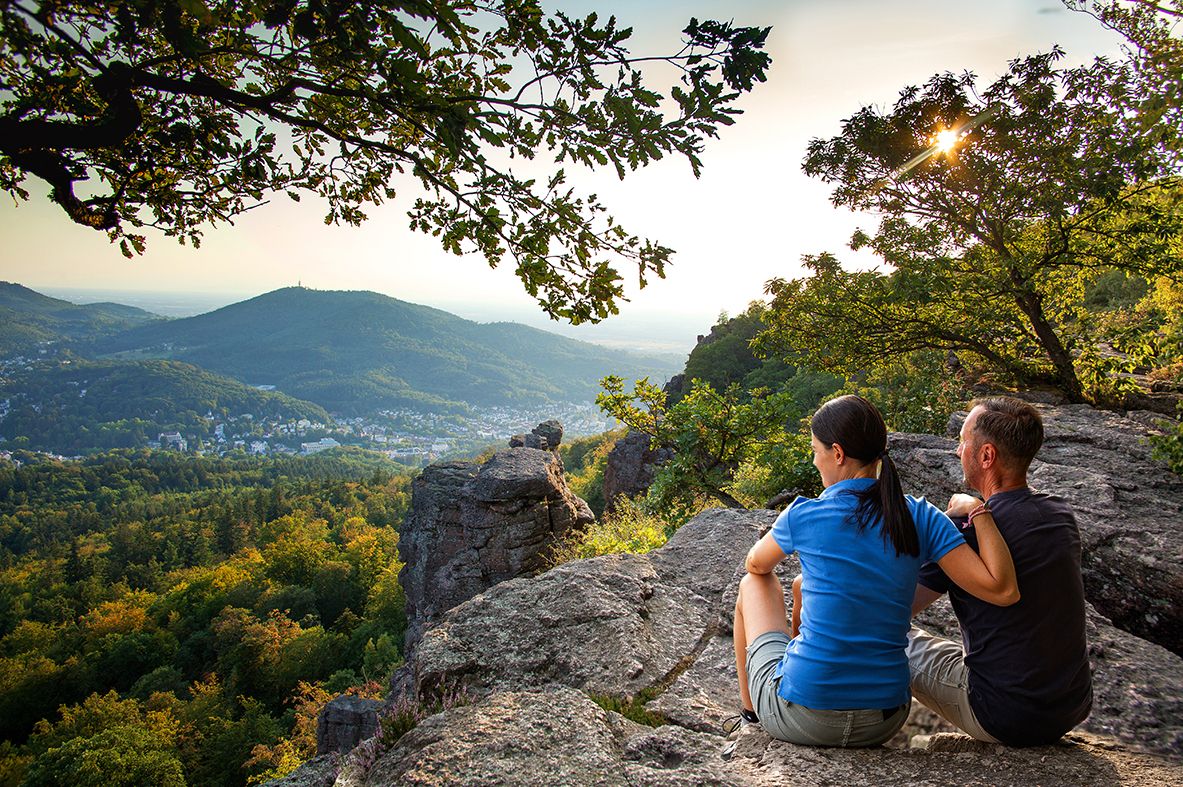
top-left (746, 631), bottom-right (908, 747)
top-left (905, 627), bottom-right (1000, 743)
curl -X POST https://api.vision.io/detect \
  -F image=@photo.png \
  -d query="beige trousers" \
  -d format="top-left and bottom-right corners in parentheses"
top-left (906, 627), bottom-right (1000, 743)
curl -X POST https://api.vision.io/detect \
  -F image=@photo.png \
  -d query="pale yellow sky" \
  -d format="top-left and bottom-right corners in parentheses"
top-left (0, 0), bottom-right (1124, 330)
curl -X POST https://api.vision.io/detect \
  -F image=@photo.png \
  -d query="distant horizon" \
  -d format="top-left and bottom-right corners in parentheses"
top-left (1, 1), bottom-right (1124, 324)
top-left (31, 282), bottom-right (706, 357)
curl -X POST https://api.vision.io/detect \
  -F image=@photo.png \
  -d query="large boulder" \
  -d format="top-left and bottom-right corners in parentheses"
top-left (397, 446), bottom-right (593, 652)
top-left (409, 508), bottom-right (774, 698)
top-left (602, 430), bottom-right (673, 511)
top-left (345, 688), bottom-right (1179, 786)
top-left (889, 403), bottom-right (1183, 656)
top-left (316, 695), bottom-right (382, 755)
top-left (277, 505), bottom-right (1182, 786)
top-left (532, 419), bottom-right (563, 450)
top-left (509, 418), bottom-right (564, 450)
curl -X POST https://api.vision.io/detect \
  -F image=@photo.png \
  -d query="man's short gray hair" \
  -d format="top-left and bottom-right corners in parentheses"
top-left (969, 397), bottom-right (1043, 470)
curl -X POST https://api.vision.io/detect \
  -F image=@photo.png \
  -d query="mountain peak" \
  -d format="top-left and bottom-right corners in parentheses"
top-left (95, 288), bottom-right (679, 414)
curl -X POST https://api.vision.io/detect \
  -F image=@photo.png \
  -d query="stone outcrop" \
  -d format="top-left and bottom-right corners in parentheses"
top-left (890, 403), bottom-right (1183, 656)
top-left (377, 692), bottom-right (1179, 786)
top-left (532, 418), bottom-right (563, 450)
top-left (397, 436), bottom-right (593, 652)
top-left (509, 418), bottom-right (564, 450)
top-left (315, 695), bottom-right (382, 756)
top-left (409, 508), bottom-right (771, 700)
top-left (283, 687), bottom-right (1181, 786)
top-left (278, 505), bottom-right (1182, 786)
top-left (273, 404), bottom-right (1183, 786)
top-left (602, 430), bottom-right (673, 511)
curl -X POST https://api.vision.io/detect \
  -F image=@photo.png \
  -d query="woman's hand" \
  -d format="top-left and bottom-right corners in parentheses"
top-left (936, 509), bottom-right (1020, 607)
top-left (946, 493), bottom-right (983, 518)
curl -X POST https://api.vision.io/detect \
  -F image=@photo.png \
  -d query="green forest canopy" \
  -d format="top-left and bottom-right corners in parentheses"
top-left (0, 448), bottom-right (413, 785)
top-left (758, 4), bottom-right (1183, 404)
top-left (0, 0), bottom-right (770, 323)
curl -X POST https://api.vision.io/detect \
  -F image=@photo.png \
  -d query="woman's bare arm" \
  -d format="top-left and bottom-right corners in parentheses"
top-left (745, 531), bottom-right (786, 575)
top-left (936, 494), bottom-right (1020, 606)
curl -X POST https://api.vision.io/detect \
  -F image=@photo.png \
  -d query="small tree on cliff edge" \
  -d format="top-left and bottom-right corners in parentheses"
top-left (760, 50), bottom-right (1181, 403)
top-left (597, 375), bottom-right (817, 518)
top-left (0, 1), bottom-right (769, 323)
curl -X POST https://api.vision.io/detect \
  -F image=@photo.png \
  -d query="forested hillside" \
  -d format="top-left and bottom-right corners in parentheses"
top-left (0, 449), bottom-right (413, 786)
top-left (97, 287), bottom-right (680, 413)
top-left (0, 282), bottom-right (160, 358)
top-left (0, 360), bottom-right (330, 455)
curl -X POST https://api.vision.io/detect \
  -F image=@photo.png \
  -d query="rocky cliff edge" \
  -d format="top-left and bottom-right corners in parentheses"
top-left (276, 511), bottom-right (1182, 785)
top-left (273, 403), bottom-right (1183, 785)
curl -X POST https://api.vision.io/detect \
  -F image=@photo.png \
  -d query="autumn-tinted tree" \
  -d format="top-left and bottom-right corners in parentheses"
top-left (0, 449), bottom-right (411, 785)
top-left (763, 51), bottom-right (1182, 401)
top-left (0, 0), bottom-right (769, 322)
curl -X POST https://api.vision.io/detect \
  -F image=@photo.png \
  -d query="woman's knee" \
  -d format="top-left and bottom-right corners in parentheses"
top-left (740, 570), bottom-right (779, 594)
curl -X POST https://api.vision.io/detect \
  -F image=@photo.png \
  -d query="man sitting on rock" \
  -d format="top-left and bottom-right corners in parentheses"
top-left (908, 396), bottom-right (1093, 745)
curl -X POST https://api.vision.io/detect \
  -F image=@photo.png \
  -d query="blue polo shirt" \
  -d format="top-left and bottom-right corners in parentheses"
top-left (770, 477), bottom-right (965, 710)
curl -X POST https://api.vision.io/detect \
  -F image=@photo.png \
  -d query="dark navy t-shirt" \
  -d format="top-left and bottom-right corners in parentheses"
top-left (918, 487), bottom-right (1093, 745)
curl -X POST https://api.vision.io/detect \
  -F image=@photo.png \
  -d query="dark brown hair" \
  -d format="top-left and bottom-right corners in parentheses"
top-left (968, 397), bottom-right (1044, 471)
top-left (811, 394), bottom-right (918, 557)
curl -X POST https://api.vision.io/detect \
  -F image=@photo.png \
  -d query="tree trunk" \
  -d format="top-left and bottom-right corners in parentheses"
top-left (711, 487), bottom-right (745, 509)
top-left (1011, 288), bottom-right (1084, 403)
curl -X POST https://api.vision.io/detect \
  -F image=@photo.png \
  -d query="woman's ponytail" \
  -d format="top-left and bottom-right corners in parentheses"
top-left (870, 450), bottom-right (919, 557)
top-left (811, 395), bottom-right (919, 557)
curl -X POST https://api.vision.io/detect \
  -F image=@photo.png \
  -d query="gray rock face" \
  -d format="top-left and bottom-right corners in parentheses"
top-left (1083, 604), bottom-right (1183, 754)
top-left (397, 447), bottom-right (594, 652)
top-left (277, 502), bottom-right (1182, 786)
top-left (316, 695), bottom-right (382, 755)
top-left (409, 508), bottom-right (774, 698)
top-left (508, 419), bottom-right (564, 451)
top-left (361, 686), bottom-right (766, 786)
top-left (262, 755), bottom-right (337, 787)
top-left (602, 430), bottom-right (674, 511)
top-left (324, 686), bottom-right (1181, 787)
top-left (890, 403), bottom-right (1183, 656)
top-left (532, 419), bottom-right (563, 449)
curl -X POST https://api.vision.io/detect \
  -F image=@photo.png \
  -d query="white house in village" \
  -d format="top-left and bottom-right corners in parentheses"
top-left (158, 432), bottom-right (187, 451)
top-left (300, 437), bottom-right (340, 455)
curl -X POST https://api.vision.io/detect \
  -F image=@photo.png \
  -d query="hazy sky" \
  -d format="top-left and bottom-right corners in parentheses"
top-left (0, 0), bottom-right (1124, 334)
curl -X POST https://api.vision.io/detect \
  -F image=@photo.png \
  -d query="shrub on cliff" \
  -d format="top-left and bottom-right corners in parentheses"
top-left (598, 376), bottom-right (818, 518)
top-left (560, 429), bottom-right (626, 518)
top-left (548, 497), bottom-right (671, 564)
top-left (1151, 406), bottom-right (1183, 476)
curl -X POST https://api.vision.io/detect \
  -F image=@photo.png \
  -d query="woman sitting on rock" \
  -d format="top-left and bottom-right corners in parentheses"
top-left (729, 394), bottom-right (1018, 750)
